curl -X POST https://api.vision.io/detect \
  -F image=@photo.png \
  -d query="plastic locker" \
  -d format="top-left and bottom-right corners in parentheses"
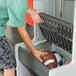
top-left (15, 0), bottom-right (76, 76)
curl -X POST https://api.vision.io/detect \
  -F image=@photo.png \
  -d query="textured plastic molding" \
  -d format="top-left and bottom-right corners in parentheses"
top-left (38, 13), bottom-right (73, 53)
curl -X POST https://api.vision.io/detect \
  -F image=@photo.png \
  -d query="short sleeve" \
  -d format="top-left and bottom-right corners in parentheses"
top-left (6, 0), bottom-right (28, 27)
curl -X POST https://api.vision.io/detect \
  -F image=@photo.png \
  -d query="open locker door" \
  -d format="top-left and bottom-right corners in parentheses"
top-left (15, 0), bottom-right (76, 76)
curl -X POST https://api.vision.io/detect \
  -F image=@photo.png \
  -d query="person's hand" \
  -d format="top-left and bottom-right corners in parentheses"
top-left (27, 8), bottom-right (44, 24)
top-left (31, 48), bottom-right (47, 61)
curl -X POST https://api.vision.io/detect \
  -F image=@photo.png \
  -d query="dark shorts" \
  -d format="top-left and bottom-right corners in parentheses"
top-left (0, 36), bottom-right (16, 69)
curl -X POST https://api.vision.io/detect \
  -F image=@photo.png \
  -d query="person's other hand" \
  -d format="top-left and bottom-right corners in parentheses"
top-left (28, 8), bottom-right (44, 24)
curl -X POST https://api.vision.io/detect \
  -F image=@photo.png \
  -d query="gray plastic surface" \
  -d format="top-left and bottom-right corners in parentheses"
top-left (15, 0), bottom-right (76, 76)
top-left (39, 13), bottom-right (73, 52)
top-left (18, 47), bottom-right (49, 76)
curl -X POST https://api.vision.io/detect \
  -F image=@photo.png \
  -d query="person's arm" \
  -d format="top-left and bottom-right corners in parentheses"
top-left (17, 25), bottom-right (46, 60)
top-left (17, 26), bottom-right (35, 52)
top-left (6, 0), bottom-right (45, 60)
top-left (17, 8), bottom-right (45, 60)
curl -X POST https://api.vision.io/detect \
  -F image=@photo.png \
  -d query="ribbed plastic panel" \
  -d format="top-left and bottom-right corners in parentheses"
top-left (39, 13), bottom-right (73, 53)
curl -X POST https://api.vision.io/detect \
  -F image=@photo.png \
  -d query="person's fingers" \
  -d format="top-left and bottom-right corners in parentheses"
top-left (33, 13), bottom-right (44, 24)
top-left (35, 10), bottom-right (44, 14)
top-left (41, 52), bottom-right (47, 55)
top-left (38, 10), bottom-right (44, 14)
top-left (40, 49), bottom-right (47, 54)
top-left (36, 16), bottom-right (44, 23)
top-left (36, 20), bottom-right (44, 24)
top-left (39, 58), bottom-right (43, 62)
top-left (40, 49), bottom-right (45, 51)
top-left (40, 19), bottom-right (43, 22)
top-left (34, 18), bottom-right (43, 24)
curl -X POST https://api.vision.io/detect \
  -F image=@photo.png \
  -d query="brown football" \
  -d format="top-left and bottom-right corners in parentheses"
top-left (40, 49), bottom-right (57, 69)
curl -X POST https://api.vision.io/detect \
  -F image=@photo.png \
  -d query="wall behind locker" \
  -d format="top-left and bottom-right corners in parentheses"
top-left (55, 0), bottom-right (75, 23)
top-left (63, 1), bottom-right (75, 23)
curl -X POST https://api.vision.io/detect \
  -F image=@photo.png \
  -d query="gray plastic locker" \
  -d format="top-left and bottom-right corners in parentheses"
top-left (15, 0), bottom-right (76, 76)
top-left (15, 15), bottom-right (72, 76)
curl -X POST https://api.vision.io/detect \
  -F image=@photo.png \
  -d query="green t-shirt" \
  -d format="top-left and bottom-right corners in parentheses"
top-left (0, 0), bottom-right (28, 36)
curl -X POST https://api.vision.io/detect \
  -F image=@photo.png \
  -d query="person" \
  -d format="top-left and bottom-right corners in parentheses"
top-left (0, 0), bottom-right (46, 76)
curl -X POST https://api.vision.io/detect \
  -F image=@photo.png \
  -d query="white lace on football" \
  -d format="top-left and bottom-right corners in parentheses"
top-left (44, 59), bottom-right (55, 65)
top-left (40, 49), bottom-right (45, 51)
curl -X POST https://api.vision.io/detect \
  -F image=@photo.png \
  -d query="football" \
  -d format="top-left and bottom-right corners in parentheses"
top-left (40, 49), bottom-right (57, 69)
